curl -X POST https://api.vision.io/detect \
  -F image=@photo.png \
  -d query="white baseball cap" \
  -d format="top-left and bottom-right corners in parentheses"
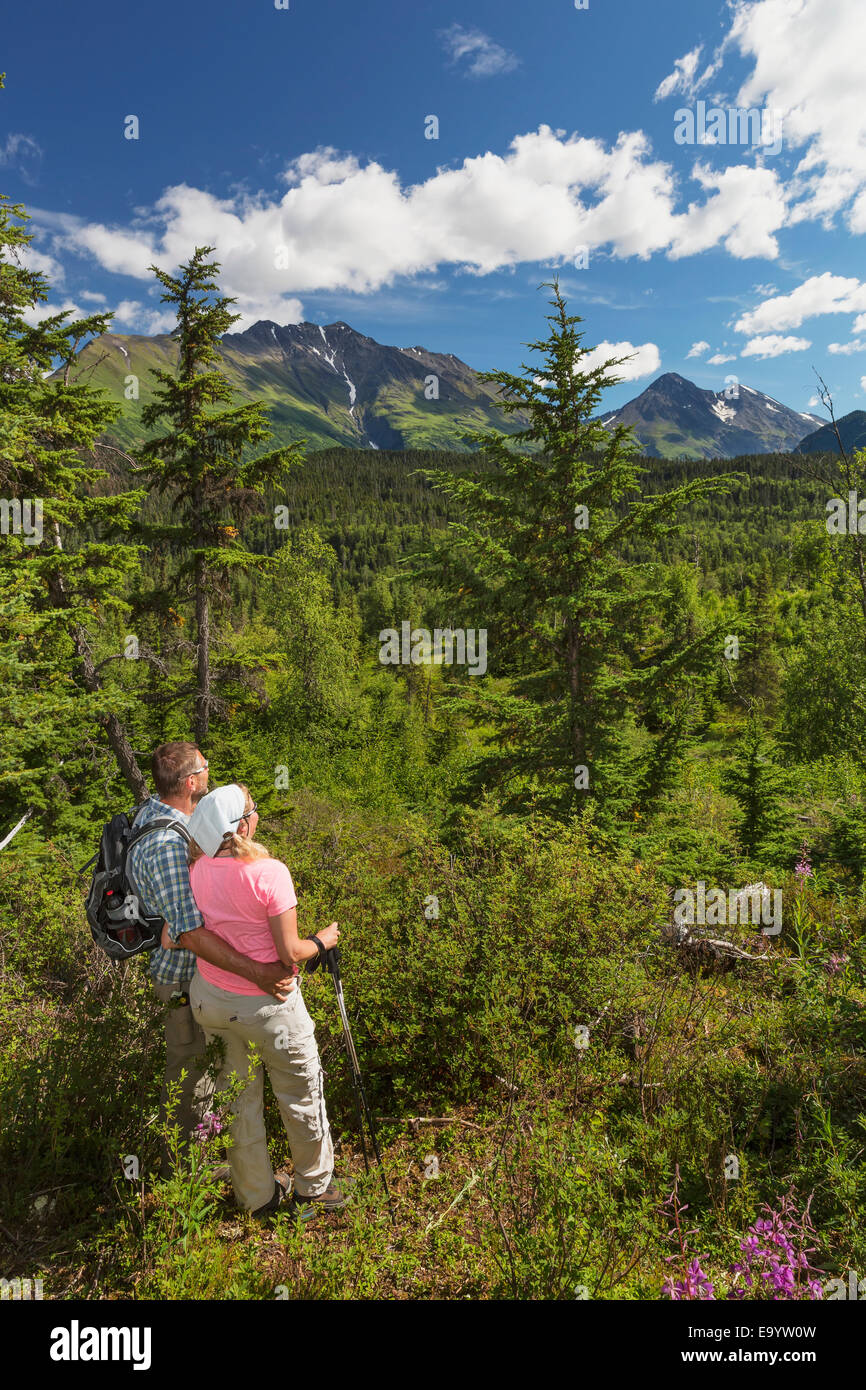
top-left (187, 784), bottom-right (247, 857)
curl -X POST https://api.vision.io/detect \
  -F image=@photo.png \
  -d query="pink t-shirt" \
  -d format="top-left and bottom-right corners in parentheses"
top-left (190, 854), bottom-right (298, 995)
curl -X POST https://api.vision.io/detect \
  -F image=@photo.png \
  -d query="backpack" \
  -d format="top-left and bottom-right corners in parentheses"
top-left (82, 809), bottom-right (191, 961)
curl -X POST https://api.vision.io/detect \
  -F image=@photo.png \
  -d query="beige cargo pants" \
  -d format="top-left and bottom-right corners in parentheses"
top-left (189, 970), bottom-right (334, 1211)
top-left (151, 979), bottom-right (215, 1178)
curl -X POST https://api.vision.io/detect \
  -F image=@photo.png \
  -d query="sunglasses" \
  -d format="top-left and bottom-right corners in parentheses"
top-left (188, 760), bottom-right (209, 776)
top-left (231, 802), bottom-right (258, 823)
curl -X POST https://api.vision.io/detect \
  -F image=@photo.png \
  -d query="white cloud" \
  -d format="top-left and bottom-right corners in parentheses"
top-left (0, 132), bottom-right (41, 164)
top-left (140, 309), bottom-right (178, 334)
top-left (148, 313), bottom-right (177, 334)
top-left (16, 242), bottom-right (64, 283)
top-left (708, 352), bottom-right (736, 364)
top-left (65, 222), bottom-right (157, 278)
top-left (21, 298), bottom-right (84, 327)
top-left (439, 24), bottom-right (519, 78)
top-left (735, 273), bottom-right (866, 334)
top-left (52, 125), bottom-right (805, 328)
top-left (848, 190), bottom-right (866, 233)
top-left (104, 300), bottom-right (179, 334)
top-left (668, 161), bottom-right (787, 260)
top-left (582, 339), bottom-right (661, 380)
top-left (656, 1), bottom-right (866, 237)
top-left (653, 45), bottom-right (722, 102)
top-left (22, 291), bottom-right (174, 335)
top-left (808, 395), bottom-right (821, 408)
top-left (827, 339), bottom-right (866, 356)
top-left (111, 299), bottom-right (142, 325)
top-left (29, 0), bottom-right (866, 340)
top-left (730, 0), bottom-right (866, 227)
top-left (861, 377), bottom-right (866, 393)
top-left (0, 132), bottom-right (43, 184)
top-left (741, 334), bottom-right (811, 358)
top-left (687, 340), bottom-right (710, 357)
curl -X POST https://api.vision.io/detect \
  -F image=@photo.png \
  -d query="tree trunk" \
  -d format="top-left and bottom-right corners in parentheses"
top-left (566, 618), bottom-right (586, 770)
top-left (195, 552), bottom-right (211, 746)
top-left (49, 522), bottom-right (149, 802)
top-left (76, 630), bottom-right (150, 802)
top-left (564, 500), bottom-right (587, 773)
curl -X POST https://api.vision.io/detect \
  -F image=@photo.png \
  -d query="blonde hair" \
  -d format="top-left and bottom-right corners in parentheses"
top-left (189, 783), bottom-right (270, 864)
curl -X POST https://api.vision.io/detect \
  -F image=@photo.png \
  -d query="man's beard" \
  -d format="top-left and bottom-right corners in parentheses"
top-left (191, 784), bottom-right (209, 804)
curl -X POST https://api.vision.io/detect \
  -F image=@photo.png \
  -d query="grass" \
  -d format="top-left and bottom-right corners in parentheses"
top-left (1, 781), bottom-right (865, 1300)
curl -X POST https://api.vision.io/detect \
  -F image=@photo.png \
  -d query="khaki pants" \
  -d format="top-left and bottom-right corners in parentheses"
top-left (189, 971), bottom-right (334, 1211)
top-left (151, 979), bottom-right (215, 1178)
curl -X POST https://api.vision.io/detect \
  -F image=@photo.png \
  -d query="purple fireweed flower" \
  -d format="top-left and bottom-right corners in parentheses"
top-left (764, 1262), bottom-right (796, 1298)
top-left (659, 1176), bottom-right (824, 1301)
top-left (194, 1111), bottom-right (224, 1142)
top-left (794, 843), bottom-right (813, 879)
top-left (665, 1258), bottom-right (715, 1301)
top-left (724, 1200), bottom-right (824, 1300)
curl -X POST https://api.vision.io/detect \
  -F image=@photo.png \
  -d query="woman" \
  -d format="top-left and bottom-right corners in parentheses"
top-left (180, 782), bottom-right (348, 1220)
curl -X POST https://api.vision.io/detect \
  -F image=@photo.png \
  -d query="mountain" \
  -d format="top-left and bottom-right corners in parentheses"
top-left (66, 324), bottom-right (827, 461)
top-left (66, 319), bottom-right (526, 453)
top-left (794, 410), bottom-right (866, 456)
top-left (598, 372), bottom-right (822, 459)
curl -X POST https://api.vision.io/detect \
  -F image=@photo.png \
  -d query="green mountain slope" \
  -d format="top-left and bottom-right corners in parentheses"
top-left (64, 319), bottom-right (528, 453)
top-left (794, 410), bottom-right (866, 455)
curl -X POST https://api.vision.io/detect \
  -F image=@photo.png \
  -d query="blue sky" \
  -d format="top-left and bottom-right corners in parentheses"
top-left (2, 0), bottom-right (865, 415)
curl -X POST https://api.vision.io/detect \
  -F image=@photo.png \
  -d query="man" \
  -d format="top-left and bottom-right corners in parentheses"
top-left (128, 742), bottom-right (295, 1174)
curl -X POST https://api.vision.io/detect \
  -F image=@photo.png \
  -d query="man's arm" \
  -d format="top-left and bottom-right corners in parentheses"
top-left (175, 925), bottom-right (297, 999)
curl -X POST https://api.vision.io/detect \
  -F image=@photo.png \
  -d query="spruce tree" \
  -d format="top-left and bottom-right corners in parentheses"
top-left (415, 280), bottom-right (734, 819)
top-left (0, 170), bottom-right (149, 821)
top-left (722, 713), bottom-right (788, 859)
top-left (137, 247), bottom-right (304, 743)
top-left (737, 562), bottom-right (781, 716)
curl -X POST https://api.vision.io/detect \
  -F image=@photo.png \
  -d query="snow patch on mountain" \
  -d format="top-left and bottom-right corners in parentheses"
top-left (318, 325), bottom-right (337, 370)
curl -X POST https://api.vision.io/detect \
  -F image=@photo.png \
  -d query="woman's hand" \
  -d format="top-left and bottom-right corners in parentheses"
top-left (255, 960), bottom-right (298, 998)
top-left (316, 922), bottom-right (341, 950)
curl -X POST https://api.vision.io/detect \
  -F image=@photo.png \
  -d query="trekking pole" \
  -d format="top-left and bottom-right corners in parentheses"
top-left (307, 944), bottom-right (391, 1205)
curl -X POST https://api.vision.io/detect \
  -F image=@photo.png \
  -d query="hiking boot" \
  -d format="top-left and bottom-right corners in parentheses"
top-left (290, 1177), bottom-right (353, 1215)
top-left (251, 1174), bottom-right (310, 1223)
top-left (201, 1162), bottom-right (231, 1183)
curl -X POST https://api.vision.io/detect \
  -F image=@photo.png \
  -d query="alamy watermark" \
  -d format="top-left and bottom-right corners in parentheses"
top-left (50, 1322), bottom-right (151, 1370)
top-left (1, 1276), bottom-right (43, 1300)
top-left (674, 101), bottom-right (783, 157)
top-left (0, 498), bottom-right (42, 545)
top-left (826, 492), bottom-right (866, 533)
top-left (379, 622), bottom-right (487, 676)
top-left (673, 881), bottom-right (782, 935)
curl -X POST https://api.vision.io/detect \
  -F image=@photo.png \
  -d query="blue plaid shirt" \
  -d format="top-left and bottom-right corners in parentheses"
top-left (127, 797), bottom-right (202, 987)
